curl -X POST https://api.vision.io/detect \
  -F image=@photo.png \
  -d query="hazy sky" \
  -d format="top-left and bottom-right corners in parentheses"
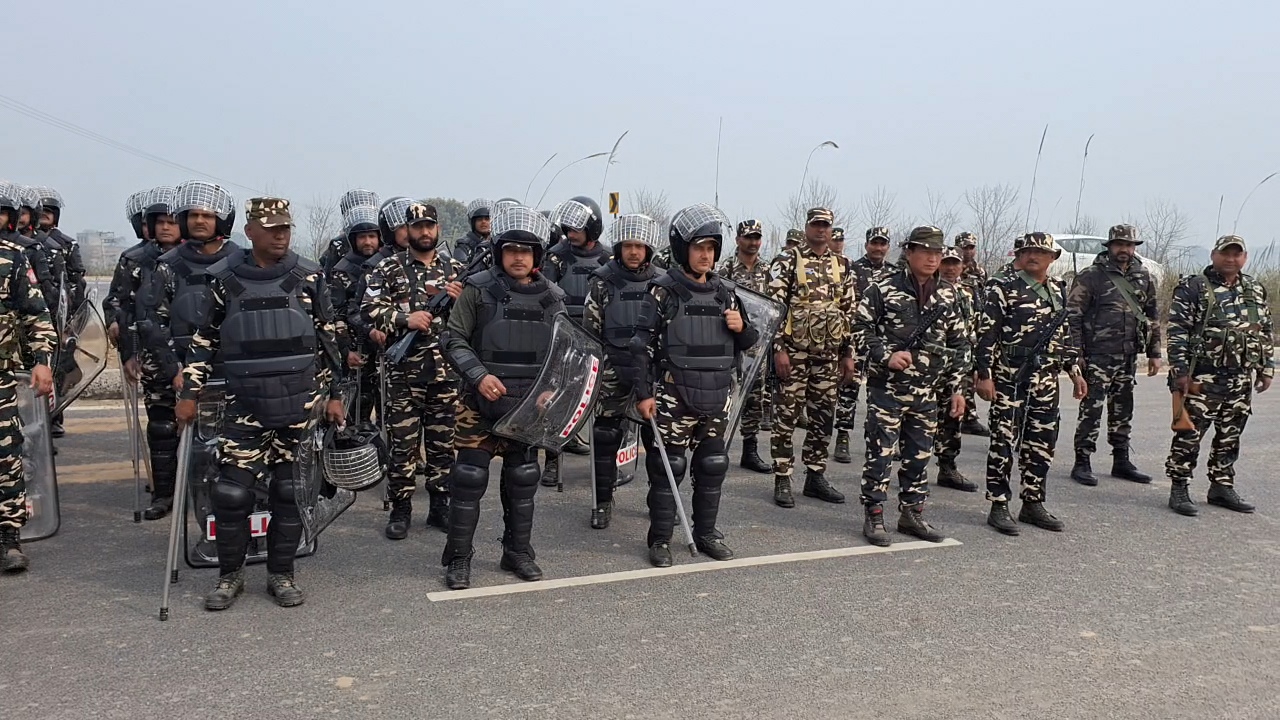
top-left (6, 0), bottom-right (1278, 252)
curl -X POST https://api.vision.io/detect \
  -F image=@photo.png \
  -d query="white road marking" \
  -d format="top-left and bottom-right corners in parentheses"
top-left (427, 538), bottom-right (962, 602)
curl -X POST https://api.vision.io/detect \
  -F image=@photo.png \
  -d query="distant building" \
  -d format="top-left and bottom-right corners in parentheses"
top-left (76, 230), bottom-right (129, 276)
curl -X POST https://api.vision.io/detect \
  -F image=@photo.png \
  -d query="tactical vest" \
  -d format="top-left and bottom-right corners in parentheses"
top-left (332, 250), bottom-right (368, 280)
top-left (1195, 275), bottom-right (1268, 370)
top-left (158, 242), bottom-right (236, 361)
top-left (783, 247), bottom-right (849, 354)
top-left (469, 269), bottom-right (563, 420)
top-left (656, 270), bottom-right (737, 415)
top-left (551, 244), bottom-right (606, 318)
top-left (596, 261), bottom-right (659, 353)
top-left (214, 251), bottom-right (320, 429)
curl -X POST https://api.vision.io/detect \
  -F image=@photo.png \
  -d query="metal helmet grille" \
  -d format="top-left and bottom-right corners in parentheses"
top-left (494, 205), bottom-right (552, 244)
top-left (18, 186), bottom-right (41, 211)
top-left (493, 198), bottom-right (520, 215)
top-left (466, 197), bottom-right (493, 218)
top-left (552, 199), bottom-right (593, 230)
top-left (173, 181), bottom-right (234, 219)
top-left (34, 186), bottom-right (62, 208)
top-left (0, 182), bottom-right (18, 211)
top-left (321, 443), bottom-right (384, 491)
top-left (343, 205), bottom-right (379, 231)
top-left (339, 189), bottom-right (380, 216)
top-left (673, 203), bottom-right (730, 242)
top-left (125, 190), bottom-right (147, 219)
top-left (142, 186), bottom-right (176, 215)
top-left (379, 197), bottom-right (413, 229)
top-left (610, 213), bottom-right (661, 247)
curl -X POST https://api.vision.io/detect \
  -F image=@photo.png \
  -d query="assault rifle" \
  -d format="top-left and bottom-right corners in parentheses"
top-left (385, 244), bottom-right (493, 365)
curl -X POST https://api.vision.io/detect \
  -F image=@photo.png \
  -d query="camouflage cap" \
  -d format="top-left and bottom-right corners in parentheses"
top-left (1106, 223), bottom-right (1141, 245)
top-left (406, 202), bottom-right (438, 225)
top-left (905, 225), bottom-right (945, 250)
top-left (954, 231), bottom-right (977, 248)
top-left (806, 207), bottom-right (834, 225)
top-left (942, 247), bottom-right (963, 262)
top-left (245, 197), bottom-right (292, 228)
top-left (866, 226), bottom-right (891, 243)
top-left (736, 218), bottom-right (763, 237)
top-left (1214, 234), bottom-right (1246, 252)
top-left (1017, 231), bottom-right (1060, 257)
top-left (831, 226), bottom-right (846, 242)
top-left (785, 228), bottom-right (804, 244)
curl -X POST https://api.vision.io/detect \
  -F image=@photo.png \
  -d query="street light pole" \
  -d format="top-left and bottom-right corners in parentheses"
top-left (537, 152), bottom-right (609, 208)
top-left (798, 140), bottom-right (839, 204)
top-left (522, 152), bottom-right (558, 206)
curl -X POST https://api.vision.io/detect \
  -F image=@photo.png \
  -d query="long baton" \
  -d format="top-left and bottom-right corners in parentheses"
top-left (647, 416), bottom-right (697, 557)
top-left (588, 416), bottom-right (598, 511)
top-left (159, 423), bottom-right (193, 621)
top-left (124, 380), bottom-right (142, 523)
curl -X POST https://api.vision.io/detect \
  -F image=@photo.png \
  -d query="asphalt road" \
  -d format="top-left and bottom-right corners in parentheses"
top-left (4, 375), bottom-right (1278, 720)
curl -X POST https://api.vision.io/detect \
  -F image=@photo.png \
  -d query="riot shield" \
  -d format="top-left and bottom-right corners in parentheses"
top-left (16, 373), bottom-right (58, 541)
top-left (182, 381), bottom-right (317, 568)
top-left (296, 391), bottom-right (357, 544)
top-left (53, 301), bottom-right (109, 415)
top-left (492, 314), bottom-right (605, 452)
top-left (723, 286), bottom-right (785, 442)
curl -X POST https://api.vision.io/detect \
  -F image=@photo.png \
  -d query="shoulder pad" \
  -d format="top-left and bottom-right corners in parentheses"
top-left (5, 233), bottom-right (34, 249)
top-left (547, 282), bottom-right (566, 302)
top-left (465, 268), bottom-right (497, 288)
top-left (157, 246), bottom-right (182, 265)
top-left (294, 254), bottom-right (320, 274)
top-left (122, 242), bottom-right (152, 262)
top-left (652, 272), bottom-right (678, 290)
top-left (717, 276), bottom-right (737, 294)
top-left (207, 249), bottom-right (245, 280)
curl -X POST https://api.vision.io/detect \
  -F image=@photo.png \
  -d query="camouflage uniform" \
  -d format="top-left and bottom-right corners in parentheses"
top-left (363, 246), bottom-right (462, 534)
top-left (651, 245), bottom-right (674, 270)
top-left (766, 209), bottom-right (855, 505)
top-left (1165, 237), bottom-right (1273, 515)
top-left (0, 236), bottom-right (58, 569)
top-left (328, 248), bottom-right (381, 423)
top-left (1066, 225), bottom-right (1161, 484)
top-left (975, 234), bottom-right (1080, 534)
top-left (719, 248), bottom-right (771, 440)
top-left (836, 236), bottom-right (895, 435)
top-left (934, 250), bottom-right (978, 490)
top-left (956, 231), bottom-right (989, 432)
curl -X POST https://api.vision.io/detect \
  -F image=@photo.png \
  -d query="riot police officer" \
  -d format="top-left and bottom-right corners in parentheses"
top-left (583, 213), bottom-right (664, 529)
top-left (630, 204), bottom-right (759, 567)
top-left (350, 196), bottom-right (413, 355)
top-left (328, 204), bottom-right (383, 423)
top-left (440, 205), bottom-right (565, 589)
top-left (0, 186), bottom-right (56, 338)
top-left (319, 189), bottom-right (380, 273)
top-left (719, 219), bottom-right (772, 473)
top-left (455, 198), bottom-right (492, 264)
top-left (176, 197), bottom-right (345, 611)
top-left (364, 202), bottom-right (463, 539)
top-left (103, 190), bottom-right (150, 359)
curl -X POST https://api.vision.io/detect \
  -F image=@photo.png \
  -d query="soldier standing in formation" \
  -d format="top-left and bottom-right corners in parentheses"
top-left (933, 246), bottom-right (979, 492)
top-left (834, 226), bottom-right (895, 462)
top-left (34, 187), bottom-right (85, 439)
top-left (1165, 234), bottom-right (1272, 516)
top-left (327, 204), bottom-right (383, 424)
top-left (766, 207), bottom-right (855, 508)
top-left (630, 204), bottom-right (758, 566)
top-left (854, 227), bottom-right (968, 545)
top-left (176, 197), bottom-right (345, 611)
top-left (1067, 223), bottom-right (1160, 486)
top-left (954, 231), bottom-right (990, 437)
top-left (718, 219), bottom-right (772, 473)
top-left (363, 202), bottom-right (463, 539)
top-left (583, 213), bottom-right (664, 529)
top-left (976, 233), bottom-right (1087, 536)
top-left (454, 198), bottom-right (492, 265)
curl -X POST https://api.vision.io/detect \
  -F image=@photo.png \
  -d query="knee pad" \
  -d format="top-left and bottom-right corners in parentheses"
top-left (146, 417), bottom-right (179, 451)
top-left (593, 419), bottom-right (624, 448)
top-left (693, 441), bottom-right (730, 480)
top-left (449, 457), bottom-right (490, 500)
top-left (209, 480), bottom-right (254, 515)
top-left (268, 466), bottom-right (298, 506)
top-left (653, 451), bottom-right (687, 483)
top-left (502, 458), bottom-right (542, 492)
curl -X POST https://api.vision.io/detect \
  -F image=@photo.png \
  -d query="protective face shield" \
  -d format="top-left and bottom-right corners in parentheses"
top-left (172, 181), bottom-right (235, 240)
top-left (466, 197), bottom-right (492, 225)
top-left (377, 196), bottom-right (413, 245)
top-left (17, 186), bottom-right (42, 231)
top-left (0, 182), bottom-right (21, 232)
top-left (339, 189), bottom-right (380, 217)
top-left (668, 203), bottom-right (730, 268)
top-left (553, 197), bottom-right (604, 244)
top-left (492, 205), bottom-right (552, 268)
top-left (125, 190), bottom-right (148, 239)
top-left (343, 205), bottom-right (380, 241)
top-left (141, 186), bottom-right (177, 239)
top-left (608, 213), bottom-right (660, 264)
top-left (34, 186), bottom-right (63, 227)
top-left (493, 197), bottom-right (521, 216)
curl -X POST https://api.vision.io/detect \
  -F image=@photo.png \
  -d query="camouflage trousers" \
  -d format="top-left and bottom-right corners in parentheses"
top-left (217, 396), bottom-right (310, 480)
top-left (594, 365), bottom-right (645, 503)
top-left (0, 372), bottom-right (26, 529)
top-left (386, 379), bottom-right (459, 502)
top-left (834, 379), bottom-right (861, 431)
top-left (985, 366), bottom-right (1061, 503)
top-left (859, 383), bottom-right (937, 506)
top-left (454, 391), bottom-right (530, 457)
top-left (770, 353), bottom-right (840, 476)
top-left (645, 375), bottom-right (730, 544)
top-left (933, 381), bottom-right (962, 467)
top-left (961, 374), bottom-right (979, 424)
top-left (1073, 354), bottom-right (1136, 455)
top-left (349, 363), bottom-right (380, 425)
top-left (738, 367), bottom-right (768, 437)
top-left (1165, 371), bottom-right (1253, 487)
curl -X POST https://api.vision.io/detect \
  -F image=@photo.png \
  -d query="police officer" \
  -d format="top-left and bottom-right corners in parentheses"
top-left (455, 198), bottom-right (492, 264)
top-left (33, 187), bottom-right (86, 437)
top-left (953, 231), bottom-right (990, 437)
top-left (176, 197), bottom-right (345, 611)
top-left (0, 196), bottom-right (57, 572)
top-left (766, 207), bottom-right (856, 508)
top-left (0, 186), bottom-right (57, 336)
top-left (719, 219), bottom-right (772, 473)
top-left (328, 204), bottom-right (383, 424)
top-left (833, 226), bottom-right (895, 462)
top-left (539, 196), bottom-right (608, 475)
top-left (976, 233), bottom-right (1087, 536)
top-left (136, 182), bottom-right (240, 520)
top-left (103, 191), bottom-right (150, 359)
top-left (319, 189), bottom-right (380, 273)
top-left (583, 213), bottom-right (664, 529)
top-left (1067, 223), bottom-right (1161, 486)
top-left (351, 197), bottom-right (414, 359)
top-left (1165, 235), bottom-right (1273, 516)
top-left (364, 202), bottom-right (463, 539)
top-left (630, 204), bottom-right (758, 567)
top-left (933, 247), bottom-right (979, 492)
top-left (440, 205), bottom-right (564, 590)
top-left (855, 227), bottom-right (968, 546)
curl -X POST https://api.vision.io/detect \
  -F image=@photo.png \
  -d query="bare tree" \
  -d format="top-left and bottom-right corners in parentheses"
top-left (1126, 198), bottom-right (1191, 266)
top-left (1065, 213), bottom-right (1100, 236)
top-left (629, 187), bottom-right (672, 249)
top-left (964, 184), bottom-right (1024, 270)
top-left (922, 189), bottom-right (963, 240)
top-left (304, 195), bottom-right (338, 261)
top-left (779, 178), bottom-right (852, 231)
top-left (859, 186), bottom-right (899, 230)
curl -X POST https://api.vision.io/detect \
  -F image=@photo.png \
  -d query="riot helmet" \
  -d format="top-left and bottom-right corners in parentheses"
top-left (125, 190), bottom-right (148, 239)
top-left (540, 208), bottom-right (565, 247)
top-left (554, 196), bottom-right (603, 244)
top-left (608, 213), bottom-right (660, 264)
top-left (492, 205), bottom-right (552, 269)
top-left (466, 197), bottom-right (492, 226)
top-left (339, 189), bottom-right (380, 217)
top-left (34, 186), bottom-right (63, 227)
top-left (493, 197), bottom-right (521, 216)
top-left (668, 203), bottom-right (730, 268)
top-left (172, 181), bottom-right (235, 240)
top-left (0, 182), bottom-right (20, 232)
top-left (377, 196), bottom-right (413, 245)
top-left (142, 185), bottom-right (177, 239)
top-left (344, 205), bottom-right (380, 240)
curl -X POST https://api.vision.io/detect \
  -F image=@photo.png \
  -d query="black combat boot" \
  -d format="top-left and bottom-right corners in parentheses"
top-left (144, 449), bottom-right (179, 520)
top-left (590, 501), bottom-right (612, 530)
top-left (204, 569), bottom-right (245, 611)
top-left (267, 573), bottom-right (306, 607)
top-left (832, 431), bottom-right (852, 464)
top-left (648, 542), bottom-right (672, 568)
top-left (0, 527), bottom-right (29, 573)
top-left (1018, 501), bottom-right (1065, 531)
top-left (562, 436), bottom-right (590, 456)
top-left (444, 552), bottom-right (473, 590)
top-left (1071, 453), bottom-right (1097, 485)
top-left (986, 502), bottom-right (1020, 536)
top-left (897, 502), bottom-right (946, 542)
top-left (739, 435), bottom-right (772, 473)
top-left (424, 491), bottom-right (449, 532)
top-left (862, 504), bottom-right (892, 547)
top-left (499, 548), bottom-right (544, 581)
top-left (773, 475), bottom-right (794, 508)
top-left (695, 535), bottom-right (734, 560)
top-left (385, 499), bottom-right (411, 540)
top-left (803, 469), bottom-right (846, 504)
top-left (540, 453), bottom-right (560, 488)
top-left (1206, 484), bottom-right (1255, 513)
top-left (500, 459), bottom-right (544, 581)
top-left (936, 463), bottom-right (977, 492)
top-left (143, 495), bottom-right (174, 521)
top-left (1111, 448), bottom-right (1152, 484)
top-left (960, 418), bottom-right (990, 437)
top-left (50, 415), bottom-right (65, 438)
top-left (1168, 482), bottom-right (1198, 516)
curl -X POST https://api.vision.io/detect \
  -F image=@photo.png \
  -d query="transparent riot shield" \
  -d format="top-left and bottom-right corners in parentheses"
top-left (296, 391), bottom-right (357, 544)
top-left (16, 373), bottom-right (58, 541)
top-left (723, 286), bottom-right (785, 442)
top-left (492, 314), bottom-right (605, 452)
top-left (182, 381), bottom-right (317, 568)
top-left (53, 301), bottom-right (109, 415)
